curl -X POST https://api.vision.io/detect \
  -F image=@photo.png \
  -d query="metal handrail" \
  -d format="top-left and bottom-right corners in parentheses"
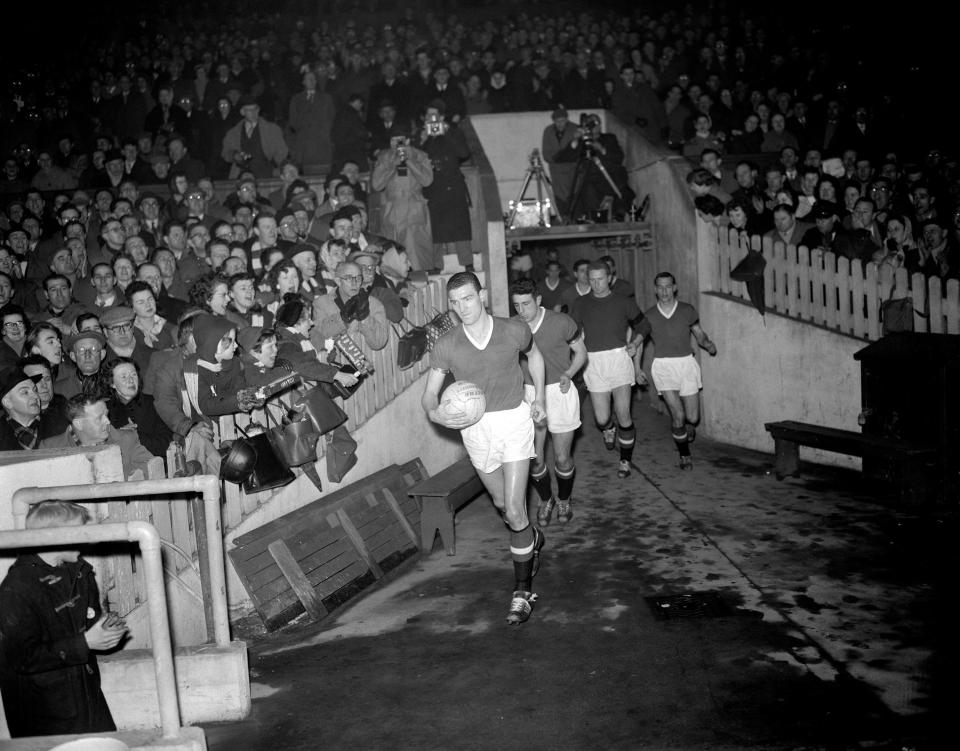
top-left (11, 475), bottom-right (230, 647)
top-left (0, 521), bottom-right (181, 739)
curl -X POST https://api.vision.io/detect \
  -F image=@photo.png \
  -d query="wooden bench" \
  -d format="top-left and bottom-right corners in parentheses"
top-left (764, 420), bottom-right (936, 503)
top-left (408, 456), bottom-right (485, 555)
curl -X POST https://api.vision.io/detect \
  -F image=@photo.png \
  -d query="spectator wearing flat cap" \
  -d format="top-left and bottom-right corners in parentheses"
top-left (221, 98), bottom-right (289, 180)
top-left (41, 392), bottom-right (157, 480)
top-left (55, 329), bottom-right (106, 400)
top-left (99, 306), bottom-right (151, 375)
top-left (0, 367), bottom-right (46, 451)
top-left (801, 201), bottom-right (842, 253)
top-left (541, 107), bottom-right (578, 220)
top-left (285, 243), bottom-right (324, 301)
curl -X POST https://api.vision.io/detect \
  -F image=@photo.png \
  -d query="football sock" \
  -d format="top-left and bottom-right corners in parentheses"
top-left (555, 462), bottom-right (575, 501)
top-left (530, 463), bottom-right (553, 502)
top-left (510, 524), bottom-right (536, 591)
top-left (597, 418), bottom-right (614, 432)
top-left (673, 428), bottom-right (690, 456)
top-left (617, 423), bottom-right (636, 462)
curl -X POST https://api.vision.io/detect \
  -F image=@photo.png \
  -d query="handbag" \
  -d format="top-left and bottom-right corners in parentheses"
top-left (394, 318), bottom-right (429, 370)
top-left (424, 308), bottom-right (459, 352)
top-left (235, 423), bottom-right (296, 495)
top-left (325, 425), bottom-right (358, 484)
top-left (264, 404), bottom-right (320, 468)
top-left (294, 385), bottom-right (349, 435)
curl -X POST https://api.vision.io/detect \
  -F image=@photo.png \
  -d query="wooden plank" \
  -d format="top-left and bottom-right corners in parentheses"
top-left (822, 252), bottom-right (837, 329)
top-left (809, 246), bottom-right (824, 324)
top-left (771, 241), bottom-right (786, 313)
top-left (928, 275), bottom-right (943, 334)
top-left (836, 256), bottom-right (851, 334)
top-left (785, 244), bottom-right (799, 318)
top-left (797, 245), bottom-right (811, 320)
top-left (408, 457), bottom-right (478, 497)
top-left (850, 259), bottom-right (866, 339)
top-left (945, 279), bottom-right (960, 334)
top-left (865, 262), bottom-right (880, 340)
top-left (267, 540), bottom-right (327, 621)
top-left (190, 497), bottom-right (215, 643)
top-left (336, 508), bottom-right (384, 579)
top-left (170, 501), bottom-right (192, 570)
top-left (381, 488), bottom-right (420, 547)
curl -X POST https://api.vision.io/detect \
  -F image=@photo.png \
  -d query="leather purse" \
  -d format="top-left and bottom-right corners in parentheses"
top-left (394, 319), bottom-right (429, 370)
top-left (264, 405), bottom-right (320, 468)
top-left (294, 386), bottom-right (349, 435)
top-left (424, 308), bottom-right (459, 352)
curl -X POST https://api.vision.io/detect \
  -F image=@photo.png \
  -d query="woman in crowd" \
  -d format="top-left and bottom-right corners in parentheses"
top-left (100, 356), bottom-right (172, 459)
top-left (189, 274), bottom-right (232, 318)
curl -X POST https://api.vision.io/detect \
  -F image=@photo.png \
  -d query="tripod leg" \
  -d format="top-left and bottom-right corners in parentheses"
top-left (567, 158), bottom-right (591, 224)
top-left (507, 168), bottom-right (535, 228)
top-left (537, 167), bottom-right (561, 225)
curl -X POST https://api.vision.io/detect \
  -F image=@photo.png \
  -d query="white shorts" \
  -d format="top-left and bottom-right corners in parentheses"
top-left (524, 383), bottom-right (582, 434)
top-left (584, 347), bottom-right (634, 393)
top-left (461, 401), bottom-right (536, 474)
top-left (651, 355), bottom-right (702, 397)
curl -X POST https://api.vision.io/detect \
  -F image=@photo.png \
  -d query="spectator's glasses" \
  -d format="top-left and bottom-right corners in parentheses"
top-left (338, 274), bottom-right (363, 284)
top-left (3, 321), bottom-right (25, 330)
top-left (75, 347), bottom-right (101, 358)
top-left (106, 322), bottom-right (133, 333)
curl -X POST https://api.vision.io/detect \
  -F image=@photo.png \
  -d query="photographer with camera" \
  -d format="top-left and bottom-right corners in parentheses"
top-left (417, 100), bottom-right (473, 273)
top-left (371, 131), bottom-right (435, 272)
top-left (554, 113), bottom-right (635, 222)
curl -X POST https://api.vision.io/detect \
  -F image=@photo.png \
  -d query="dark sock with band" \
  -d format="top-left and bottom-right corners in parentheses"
top-left (597, 418), bottom-right (614, 432)
top-left (555, 463), bottom-right (575, 501)
top-left (617, 423), bottom-right (636, 462)
top-left (673, 429), bottom-right (690, 456)
top-left (530, 464), bottom-right (553, 502)
top-left (510, 524), bottom-right (536, 591)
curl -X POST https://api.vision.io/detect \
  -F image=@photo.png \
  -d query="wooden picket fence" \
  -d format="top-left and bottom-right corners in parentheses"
top-left (710, 228), bottom-right (960, 339)
top-left (216, 278), bottom-right (449, 532)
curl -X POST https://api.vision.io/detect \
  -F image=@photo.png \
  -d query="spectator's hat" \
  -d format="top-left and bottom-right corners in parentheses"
top-left (332, 205), bottom-right (361, 223)
top-left (551, 106), bottom-right (568, 120)
top-left (64, 329), bottom-right (106, 351)
top-left (0, 367), bottom-right (41, 402)
top-left (811, 201), bottom-right (839, 220)
top-left (285, 243), bottom-right (317, 263)
top-left (919, 216), bottom-right (944, 230)
top-left (238, 95), bottom-right (258, 110)
top-left (275, 208), bottom-right (296, 225)
top-left (62, 306), bottom-right (91, 332)
top-left (347, 248), bottom-right (380, 265)
top-left (236, 326), bottom-right (265, 352)
top-left (104, 149), bottom-right (124, 165)
top-left (426, 98), bottom-right (446, 115)
top-left (99, 306), bottom-right (136, 328)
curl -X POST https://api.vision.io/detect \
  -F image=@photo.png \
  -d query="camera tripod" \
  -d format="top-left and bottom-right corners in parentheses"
top-left (567, 144), bottom-right (623, 224)
top-left (507, 149), bottom-right (560, 228)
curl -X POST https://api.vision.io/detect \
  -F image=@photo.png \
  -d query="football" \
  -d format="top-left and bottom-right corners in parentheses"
top-left (439, 381), bottom-right (486, 427)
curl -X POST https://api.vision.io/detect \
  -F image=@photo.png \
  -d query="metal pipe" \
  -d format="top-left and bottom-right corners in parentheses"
top-left (0, 521), bottom-right (182, 739)
top-left (11, 475), bottom-right (230, 647)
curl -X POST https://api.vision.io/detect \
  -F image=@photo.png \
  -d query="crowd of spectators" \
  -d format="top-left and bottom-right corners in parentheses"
top-left (0, 0), bottom-right (957, 472)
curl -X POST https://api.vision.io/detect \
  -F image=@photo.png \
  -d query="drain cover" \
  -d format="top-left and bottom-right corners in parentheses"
top-left (645, 592), bottom-right (735, 620)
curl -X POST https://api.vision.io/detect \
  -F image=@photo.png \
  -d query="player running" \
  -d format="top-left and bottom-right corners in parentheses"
top-left (511, 278), bottom-right (588, 525)
top-left (422, 272), bottom-right (548, 624)
top-left (634, 272), bottom-right (717, 469)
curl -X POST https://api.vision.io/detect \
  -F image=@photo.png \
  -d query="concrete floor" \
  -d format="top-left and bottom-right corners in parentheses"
top-left (202, 397), bottom-right (953, 751)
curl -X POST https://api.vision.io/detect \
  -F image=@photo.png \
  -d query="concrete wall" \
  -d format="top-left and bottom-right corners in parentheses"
top-left (699, 293), bottom-right (863, 470)
top-left (222, 372), bottom-right (465, 613)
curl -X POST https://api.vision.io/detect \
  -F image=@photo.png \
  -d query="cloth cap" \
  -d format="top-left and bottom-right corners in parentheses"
top-left (552, 106), bottom-right (568, 120)
top-left (236, 326), bottom-right (265, 352)
top-left (99, 306), bottom-right (135, 327)
top-left (65, 330), bottom-right (106, 351)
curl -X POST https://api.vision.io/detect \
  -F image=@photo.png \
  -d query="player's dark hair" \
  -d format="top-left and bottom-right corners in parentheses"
top-left (587, 261), bottom-right (609, 274)
top-left (654, 271), bottom-right (676, 286)
top-left (509, 278), bottom-right (539, 298)
top-left (447, 271), bottom-right (482, 294)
